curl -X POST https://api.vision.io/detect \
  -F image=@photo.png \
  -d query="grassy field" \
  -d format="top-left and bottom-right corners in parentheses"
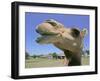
top-left (25, 56), bottom-right (89, 68)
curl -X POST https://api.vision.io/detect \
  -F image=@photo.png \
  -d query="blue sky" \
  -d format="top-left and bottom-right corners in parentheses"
top-left (25, 12), bottom-right (89, 55)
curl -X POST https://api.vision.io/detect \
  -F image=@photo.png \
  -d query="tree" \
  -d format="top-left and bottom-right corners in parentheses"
top-left (25, 52), bottom-right (30, 59)
top-left (32, 55), bottom-right (37, 58)
top-left (86, 50), bottom-right (89, 55)
top-left (52, 52), bottom-right (58, 59)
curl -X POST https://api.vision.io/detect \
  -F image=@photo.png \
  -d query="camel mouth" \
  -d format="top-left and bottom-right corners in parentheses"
top-left (36, 28), bottom-right (58, 36)
top-left (35, 21), bottom-right (60, 43)
top-left (36, 28), bottom-right (59, 43)
top-left (36, 33), bottom-right (58, 43)
top-left (35, 36), bottom-right (44, 43)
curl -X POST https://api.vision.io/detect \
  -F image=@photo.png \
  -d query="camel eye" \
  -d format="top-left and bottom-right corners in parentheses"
top-left (71, 28), bottom-right (80, 38)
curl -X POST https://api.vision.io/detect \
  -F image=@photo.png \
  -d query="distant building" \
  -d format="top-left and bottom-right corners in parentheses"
top-left (40, 53), bottom-right (65, 59)
top-left (40, 54), bottom-right (53, 59)
top-left (57, 53), bottom-right (65, 59)
top-left (84, 51), bottom-right (89, 57)
top-left (46, 54), bottom-right (53, 59)
top-left (82, 50), bottom-right (89, 57)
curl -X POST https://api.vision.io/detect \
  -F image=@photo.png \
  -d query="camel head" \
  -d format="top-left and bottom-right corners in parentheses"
top-left (36, 19), bottom-right (87, 53)
top-left (36, 19), bottom-right (88, 66)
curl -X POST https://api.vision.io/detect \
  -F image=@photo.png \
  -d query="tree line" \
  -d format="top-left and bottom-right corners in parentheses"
top-left (25, 52), bottom-right (58, 59)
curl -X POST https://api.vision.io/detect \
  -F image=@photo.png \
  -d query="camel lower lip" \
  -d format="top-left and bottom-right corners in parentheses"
top-left (36, 32), bottom-right (58, 43)
top-left (36, 33), bottom-right (58, 43)
top-left (36, 36), bottom-right (43, 43)
top-left (36, 35), bottom-right (51, 43)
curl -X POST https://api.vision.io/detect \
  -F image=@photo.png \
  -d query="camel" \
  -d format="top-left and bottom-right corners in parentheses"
top-left (35, 19), bottom-right (87, 66)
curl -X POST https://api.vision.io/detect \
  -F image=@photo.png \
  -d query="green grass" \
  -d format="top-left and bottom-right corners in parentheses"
top-left (82, 56), bottom-right (89, 65)
top-left (25, 56), bottom-right (89, 68)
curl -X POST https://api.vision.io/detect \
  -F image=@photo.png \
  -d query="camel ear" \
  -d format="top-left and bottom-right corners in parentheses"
top-left (80, 28), bottom-right (88, 38)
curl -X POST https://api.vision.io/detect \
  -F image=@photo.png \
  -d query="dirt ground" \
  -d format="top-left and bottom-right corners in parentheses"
top-left (25, 56), bottom-right (89, 68)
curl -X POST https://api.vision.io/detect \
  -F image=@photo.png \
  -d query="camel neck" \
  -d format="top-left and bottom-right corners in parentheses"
top-left (64, 50), bottom-right (81, 66)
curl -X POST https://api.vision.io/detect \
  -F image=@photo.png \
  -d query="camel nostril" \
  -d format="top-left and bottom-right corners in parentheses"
top-left (71, 28), bottom-right (80, 37)
top-left (45, 19), bottom-right (57, 26)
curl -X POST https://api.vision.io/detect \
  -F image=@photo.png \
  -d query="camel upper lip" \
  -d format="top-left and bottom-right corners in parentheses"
top-left (36, 28), bottom-right (59, 36)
